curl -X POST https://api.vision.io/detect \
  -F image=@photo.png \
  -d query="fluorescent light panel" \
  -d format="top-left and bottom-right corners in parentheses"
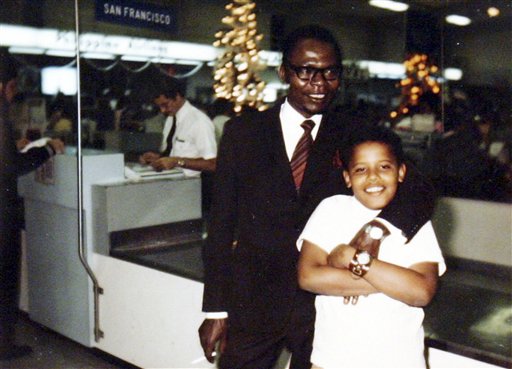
top-left (445, 15), bottom-right (472, 26)
top-left (120, 55), bottom-right (149, 62)
top-left (369, 0), bottom-right (409, 12)
top-left (357, 60), bottom-right (405, 79)
top-left (80, 52), bottom-right (116, 60)
top-left (45, 49), bottom-right (76, 57)
top-left (8, 46), bottom-right (45, 55)
top-left (41, 66), bottom-right (78, 95)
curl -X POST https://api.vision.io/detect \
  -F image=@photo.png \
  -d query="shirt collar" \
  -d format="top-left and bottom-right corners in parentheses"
top-left (281, 98), bottom-right (323, 126)
top-left (174, 99), bottom-right (190, 123)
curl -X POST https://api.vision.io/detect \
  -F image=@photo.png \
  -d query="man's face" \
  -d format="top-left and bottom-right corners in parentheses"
top-left (279, 38), bottom-right (340, 118)
top-left (154, 94), bottom-right (180, 117)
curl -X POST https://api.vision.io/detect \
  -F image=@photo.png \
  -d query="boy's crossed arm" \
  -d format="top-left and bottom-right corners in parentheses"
top-left (298, 220), bottom-right (439, 307)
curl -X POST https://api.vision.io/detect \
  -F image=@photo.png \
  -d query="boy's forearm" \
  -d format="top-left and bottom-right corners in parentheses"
top-left (298, 264), bottom-right (377, 296)
top-left (362, 260), bottom-right (439, 306)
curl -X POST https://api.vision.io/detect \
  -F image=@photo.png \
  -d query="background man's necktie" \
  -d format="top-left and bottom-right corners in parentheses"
top-left (161, 116), bottom-right (177, 157)
top-left (290, 119), bottom-right (315, 191)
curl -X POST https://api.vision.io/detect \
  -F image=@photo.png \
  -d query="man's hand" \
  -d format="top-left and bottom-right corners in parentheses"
top-left (47, 138), bottom-right (65, 154)
top-left (150, 157), bottom-right (179, 171)
top-left (16, 138), bottom-right (30, 151)
top-left (139, 151), bottom-right (161, 165)
top-left (198, 318), bottom-right (227, 363)
top-left (349, 220), bottom-right (390, 258)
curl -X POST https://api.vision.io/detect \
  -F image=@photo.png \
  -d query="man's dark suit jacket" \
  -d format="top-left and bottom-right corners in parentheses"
top-left (202, 100), bottom-right (434, 334)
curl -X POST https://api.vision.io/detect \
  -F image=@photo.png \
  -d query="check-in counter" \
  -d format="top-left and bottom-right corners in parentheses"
top-left (18, 149), bottom-right (125, 346)
top-left (18, 149), bottom-right (214, 368)
top-left (90, 171), bottom-right (213, 368)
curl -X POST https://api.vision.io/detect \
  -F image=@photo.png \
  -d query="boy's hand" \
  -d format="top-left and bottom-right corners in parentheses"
top-left (327, 244), bottom-right (354, 269)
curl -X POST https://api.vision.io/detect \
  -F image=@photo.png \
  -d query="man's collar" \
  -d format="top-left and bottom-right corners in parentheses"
top-left (281, 98), bottom-right (322, 125)
top-left (175, 99), bottom-right (190, 121)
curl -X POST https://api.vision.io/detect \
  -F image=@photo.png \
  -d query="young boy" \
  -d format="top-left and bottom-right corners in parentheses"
top-left (297, 126), bottom-right (445, 368)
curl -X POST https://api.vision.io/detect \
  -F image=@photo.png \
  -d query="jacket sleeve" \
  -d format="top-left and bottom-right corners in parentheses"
top-left (201, 118), bottom-right (238, 313)
top-left (378, 160), bottom-right (436, 241)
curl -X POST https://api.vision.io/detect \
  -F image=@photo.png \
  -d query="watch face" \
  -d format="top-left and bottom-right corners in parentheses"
top-left (369, 226), bottom-right (384, 240)
top-left (357, 251), bottom-right (371, 264)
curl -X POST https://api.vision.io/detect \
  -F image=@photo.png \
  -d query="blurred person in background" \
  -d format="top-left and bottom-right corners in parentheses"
top-left (0, 54), bottom-right (64, 360)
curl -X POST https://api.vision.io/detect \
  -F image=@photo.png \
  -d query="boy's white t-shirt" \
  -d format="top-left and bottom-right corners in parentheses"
top-left (297, 195), bottom-right (446, 368)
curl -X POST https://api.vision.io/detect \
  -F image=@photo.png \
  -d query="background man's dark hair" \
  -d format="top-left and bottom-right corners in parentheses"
top-left (0, 51), bottom-right (18, 86)
top-left (281, 25), bottom-right (343, 68)
top-left (152, 77), bottom-right (187, 100)
top-left (340, 125), bottom-right (406, 167)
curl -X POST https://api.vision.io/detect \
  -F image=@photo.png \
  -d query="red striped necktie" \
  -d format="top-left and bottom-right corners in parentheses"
top-left (290, 119), bottom-right (315, 191)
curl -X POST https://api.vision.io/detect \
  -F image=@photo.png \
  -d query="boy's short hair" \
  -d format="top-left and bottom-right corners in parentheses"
top-left (340, 125), bottom-right (405, 168)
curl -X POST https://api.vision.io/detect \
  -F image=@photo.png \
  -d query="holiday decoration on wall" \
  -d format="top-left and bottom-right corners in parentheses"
top-left (213, 0), bottom-right (267, 113)
top-left (390, 53), bottom-right (441, 120)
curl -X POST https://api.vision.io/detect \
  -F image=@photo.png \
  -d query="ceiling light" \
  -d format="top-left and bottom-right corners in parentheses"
top-left (487, 7), bottom-right (500, 17)
top-left (369, 0), bottom-right (409, 12)
top-left (445, 15), bottom-right (472, 26)
top-left (443, 68), bottom-right (463, 81)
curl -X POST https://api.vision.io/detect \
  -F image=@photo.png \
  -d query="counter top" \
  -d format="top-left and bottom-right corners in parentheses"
top-left (112, 244), bottom-right (511, 368)
top-left (424, 259), bottom-right (511, 367)
top-left (111, 240), bottom-right (204, 282)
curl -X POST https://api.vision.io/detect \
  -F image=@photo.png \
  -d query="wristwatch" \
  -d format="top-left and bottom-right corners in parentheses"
top-left (177, 158), bottom-right (186, 167)
top-left (348, 249), bottom-right (373, 277)
top-left (366, 224), bottom-right (385, 240)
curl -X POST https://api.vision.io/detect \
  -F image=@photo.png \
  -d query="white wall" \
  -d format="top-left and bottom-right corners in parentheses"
top-left (432, 197), bottom-right (512, 266)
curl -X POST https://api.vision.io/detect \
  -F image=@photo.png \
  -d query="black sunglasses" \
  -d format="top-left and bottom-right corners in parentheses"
top-left (286, 63), bottom-right (341, 81)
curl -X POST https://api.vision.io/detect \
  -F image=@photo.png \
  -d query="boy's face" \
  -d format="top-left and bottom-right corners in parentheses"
top-left (343, 141), bottom-right (406, 210)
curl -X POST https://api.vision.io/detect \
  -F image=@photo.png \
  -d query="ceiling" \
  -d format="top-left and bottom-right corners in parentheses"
top-left (253, 0), bottom-right (512, 26)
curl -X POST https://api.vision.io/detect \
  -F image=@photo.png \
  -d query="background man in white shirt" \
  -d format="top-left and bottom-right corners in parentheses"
top-left (139, 78), bottom-right (217, 177)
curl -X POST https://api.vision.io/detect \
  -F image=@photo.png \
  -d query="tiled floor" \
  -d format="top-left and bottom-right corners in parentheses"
top-left (1, 314), bottom-right (137, 369)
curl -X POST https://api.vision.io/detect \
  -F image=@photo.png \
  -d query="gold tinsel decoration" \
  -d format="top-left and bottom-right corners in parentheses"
top-left (390, 53), bottom-right (441, 120)
top-left (213, 0), bottom-right (267, 113)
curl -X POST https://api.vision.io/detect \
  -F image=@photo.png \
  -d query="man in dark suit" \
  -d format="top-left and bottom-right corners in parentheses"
top-left (0, 58), bottom-right (64, 360)
top-left (199, 25), bottom-right (434, 369)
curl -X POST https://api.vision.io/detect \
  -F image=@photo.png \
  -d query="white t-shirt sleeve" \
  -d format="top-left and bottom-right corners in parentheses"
top-left (297, 196), bottom-right (347, 254)
top-left (396, 221), bottom-right (446, 276)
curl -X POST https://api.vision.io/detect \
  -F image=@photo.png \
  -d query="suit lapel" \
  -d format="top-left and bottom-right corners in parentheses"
top-left (260, 104), bottom-right (298, 194)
